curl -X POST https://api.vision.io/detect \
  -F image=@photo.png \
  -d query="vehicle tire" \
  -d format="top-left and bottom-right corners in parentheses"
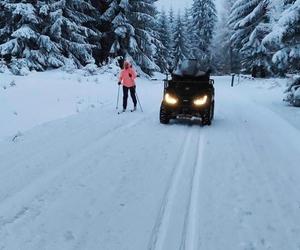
top-left (160, 104), bottom-right (170, 124)
top-left (202, 102), bottom-right (213, 126)
top-left (202, 117), bottom-right (211, 126)
top-left (210, 101), bottom-right (215, 121)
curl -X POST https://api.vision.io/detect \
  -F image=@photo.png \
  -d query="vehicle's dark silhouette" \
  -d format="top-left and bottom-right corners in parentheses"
top-left (160, 59), bottom-right (215, 126)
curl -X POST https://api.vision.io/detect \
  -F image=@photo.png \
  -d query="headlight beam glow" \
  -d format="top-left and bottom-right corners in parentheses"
top-left (193, 95), bottom-right (208, 106)
top-left (164, 93), bottom-right (178, 105)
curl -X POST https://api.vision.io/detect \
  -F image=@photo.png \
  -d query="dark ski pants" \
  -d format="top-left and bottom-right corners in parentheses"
top-left (123, 86), bottom-right (137, 110)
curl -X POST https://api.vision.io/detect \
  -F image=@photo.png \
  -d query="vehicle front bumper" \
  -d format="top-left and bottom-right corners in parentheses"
top-left (162, 101), bottom-right (210, 118)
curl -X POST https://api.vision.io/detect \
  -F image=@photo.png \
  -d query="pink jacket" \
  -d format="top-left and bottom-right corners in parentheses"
top-left (119, 67), bottom-right (137, 88)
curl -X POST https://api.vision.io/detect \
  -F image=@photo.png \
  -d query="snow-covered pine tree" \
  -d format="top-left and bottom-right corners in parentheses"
top-left (0, 1), bottom-right (7, 72)
top-left (90, 0), bottom-right (109, 12)
top-left (263, 0), bottom-right (300, 74)
top-left (172, 13), bottom-right (188, 68)
top-left (229, 0), bottom-right (271, 77)
top-left (0, 0), bottom-right (43, 74)
top-left (129, 0), bottom-right (159, 75)
top-left (211, 0), bottom-right (240, 74)
top-left (100, 0), bottom-right (129, 64)
top-left (211, 10), bottom-right (231, 74)
top-left (190, 0), bottom-right (217, 69)
top-left (0, 1), bottom-right (7, 45)
top-left (167, 7), bottom-right (176, 65)
top-left (41, 0), bottom-right (102, 68)
top-left (0, 56), bottom-right (7, 73)
top-left (182, 7), bottom-right (193, 59)
top-left (91, 0), bottom-right (114, 64)
top-left (155, 9), bottom-right (171, 72)
top-left (0, 0), bottom-right (102, 74)
top-left (168, 7), bottom-right (175, 33)
top-left (102, 0), bottom-right (159, 75)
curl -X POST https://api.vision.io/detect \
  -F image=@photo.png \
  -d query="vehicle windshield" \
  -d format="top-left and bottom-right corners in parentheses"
top-left (173, 59), bottom-right (207, 77)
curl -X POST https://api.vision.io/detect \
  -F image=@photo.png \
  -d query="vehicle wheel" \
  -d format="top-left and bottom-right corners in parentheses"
top-left (210, 101), bottom-right (215, 121)
top-left (202, 103), bottom-right (213, 126)
top-left (202, 116), bottom-right (211, 126)
top-left (160, 104), bottom-right (170, 124)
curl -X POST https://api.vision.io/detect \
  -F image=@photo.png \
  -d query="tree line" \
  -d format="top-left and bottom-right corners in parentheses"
top-left (0, 0), bottom-right (217, 75)
top-left (214, 0), bottom-right (300, 77)
top-left (0, 0), bottom-right (299, 76)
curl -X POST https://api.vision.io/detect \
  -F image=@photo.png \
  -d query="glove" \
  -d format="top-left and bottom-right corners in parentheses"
top-left (129, 73), bottom-right (132, 78)
top-left (118, 82), bottom-right (121, 85)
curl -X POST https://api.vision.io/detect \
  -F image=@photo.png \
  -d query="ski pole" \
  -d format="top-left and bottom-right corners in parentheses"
top-left (135, 91), bottom-right (143, 112)
top-left (116, 84), bottom-right (120, 110)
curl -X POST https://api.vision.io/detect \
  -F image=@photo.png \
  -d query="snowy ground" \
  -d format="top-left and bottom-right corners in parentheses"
top-left (0, 69), bottom-right (121, 141)
top-left (1, 70), bottom-right (300, 250)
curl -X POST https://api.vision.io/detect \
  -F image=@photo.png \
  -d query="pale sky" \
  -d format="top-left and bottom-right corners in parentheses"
top-left (156, 0), bottom-right (224, 14)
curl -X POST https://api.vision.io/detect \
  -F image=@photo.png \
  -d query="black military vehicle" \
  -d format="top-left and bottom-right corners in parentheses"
top-left (160, 59), bottom-right (215, 126)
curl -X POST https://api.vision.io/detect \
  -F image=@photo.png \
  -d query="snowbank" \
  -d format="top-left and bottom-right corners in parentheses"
top-left (0, 68), bottom-right (119, 141)
top-left (2, 71), bottom-right (300, 142)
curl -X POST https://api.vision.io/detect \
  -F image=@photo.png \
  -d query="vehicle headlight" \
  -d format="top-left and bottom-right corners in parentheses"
top-left (164, 93), bottom-right (178, 105)
top-left (193, 95), bottom-right (208, 106)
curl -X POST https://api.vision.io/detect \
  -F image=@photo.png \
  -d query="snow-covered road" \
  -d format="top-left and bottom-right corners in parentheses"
top-left (1, 73), bottom-right (300, 249)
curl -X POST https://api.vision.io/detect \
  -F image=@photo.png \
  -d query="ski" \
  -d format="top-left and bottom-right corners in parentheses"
top-left (117, 109), bottom-right (137, 114)
top-left (130, 107), bottom-right (137, 112)
top-left (117, 108), bottom-right (137, 114)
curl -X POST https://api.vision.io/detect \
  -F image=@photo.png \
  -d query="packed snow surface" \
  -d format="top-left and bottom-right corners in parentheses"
top-left (1, 70), bottom-right (300, 249)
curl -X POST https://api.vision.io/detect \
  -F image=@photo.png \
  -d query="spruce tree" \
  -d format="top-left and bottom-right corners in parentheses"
top-left (183, 7), bottom-right (193, 59)
top-left (229, 0), bottom-right (271, 77)
top-left (168, 7), bottom-right (176, 64)
top-left (263, 0), bottom-right (300, 74)
top-left (42, 0), bottom-right (101, 67)
top-left (168, 7), bottom-right (175, 32)
top-left (211, 5), bottom-right (234, 74)
top-left (190, 0), bottom-right (217, 68)
top-left (172, 13), bottom-right (188, 68)
top-left (0, 1), bottom-right (7, 70)
top-left (129, 0), bottom-right (159, 75)
top-left (155, 9), bottom-right (171, 72)
top-left (0, 0), bottom-right (102, 74)
top-left (102, 0), bottom-right (159, 75)
top-left (0, 1), bottom-right (7, 46)
top-left (0, 0), bottom-right (43, 74)
top-left (92, 0), bottom-right (113, 64)
top-left (101, 0), bottom-right (131, 61)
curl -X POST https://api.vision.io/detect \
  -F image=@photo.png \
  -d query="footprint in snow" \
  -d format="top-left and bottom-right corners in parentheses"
top-left (64, 230), bottom-right (75, 241)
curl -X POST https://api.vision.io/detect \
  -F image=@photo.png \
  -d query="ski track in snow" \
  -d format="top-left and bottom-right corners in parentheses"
top-left (0, 111), bottom-right (153, 228)
top-left (181, 131), bottom-right (205, 250)
top-left (1, 74), bottom-right (300, 249)
top-left (147, 128), bottom-right (196, 250)
top-left (148, 127), bottom-right (206, 250)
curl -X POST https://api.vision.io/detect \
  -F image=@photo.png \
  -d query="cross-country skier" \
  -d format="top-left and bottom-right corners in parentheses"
top-left (118, 61), bottom-right (137, 112)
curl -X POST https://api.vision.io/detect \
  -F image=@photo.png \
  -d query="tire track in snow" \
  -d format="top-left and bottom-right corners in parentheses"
top-left (147, 129), bottom-right (194, 250)
top-left (180, 131), bottom-right (205, 250)
top-left (148, 128), bottom-right (205, 250)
